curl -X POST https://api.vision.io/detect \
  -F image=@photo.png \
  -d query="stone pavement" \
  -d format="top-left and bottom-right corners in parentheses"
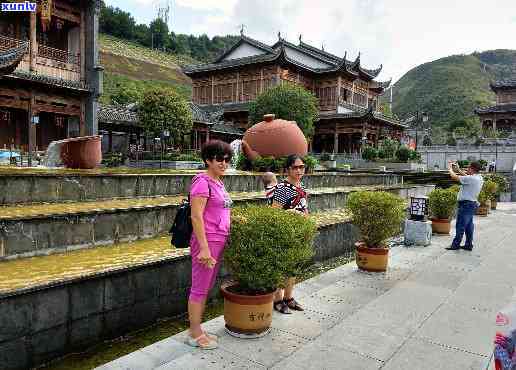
top-left (97, 203), bottom-right (516, 370)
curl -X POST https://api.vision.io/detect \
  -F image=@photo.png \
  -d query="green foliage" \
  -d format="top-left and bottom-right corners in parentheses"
top-left (428, 188), bottom-right (457, 220)
top-left (319, 152), bottom-right (332, 161)
top-left (249, 84), bottom-right (318, 138)
top-left (479, 180), bottom-right (498, 204)
top-left (408, 149), bottom-right (421, 161)
top-left (378, 138), bottom-right (399, 159)
top-left (99, 2), bottom-right (238, 62)
top-left (478, 159), bottom-right (488, 170)
top-left (422, 135), bottom-right (432, 146)
top-left (483, 174), bottom-right (508, 196)
top-left (448, 184), bottom-right (461, 194)
top-left (362, 146), bottom-right (378, 161)
top-left (457, 160), bottom-right (470, 168)
top-left (102, 152), bottom-right (127, 167)
top-left (346, 191), bottom-right (406, 248)
top-left (139, 88), bottom-right (193, 144)
top-left (237, 155), bottom-right (317, 173)
top-left (383, 50), bottom-right (516, 136)
top-left (446, 135), bottom-right (457, 146)
top-left (225, 205), bottom-right (317, 293)
top-left (395, 146), bottom-right (411, 162)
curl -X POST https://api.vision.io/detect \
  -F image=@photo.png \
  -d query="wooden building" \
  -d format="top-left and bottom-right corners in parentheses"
top-left (184, 33), bottom-right (405, 154)
top-left (0, 0), bottom-right (102, 155)
top-left (476, 80), bottom-right (516, 136)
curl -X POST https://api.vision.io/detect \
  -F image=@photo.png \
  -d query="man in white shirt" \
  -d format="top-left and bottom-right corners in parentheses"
top-left (446, 161), bottom-right (484, 251)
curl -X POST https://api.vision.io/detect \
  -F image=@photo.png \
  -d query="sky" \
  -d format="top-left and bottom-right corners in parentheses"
top-left (105, 0), bottom-right (516, 83)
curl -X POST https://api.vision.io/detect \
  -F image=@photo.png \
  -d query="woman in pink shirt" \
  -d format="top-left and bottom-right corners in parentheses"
top-left (186, 140), bottom-right (233, 350)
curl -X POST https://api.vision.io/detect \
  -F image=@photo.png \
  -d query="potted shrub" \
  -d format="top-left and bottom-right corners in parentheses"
top-left (361, 146), bottom-right (378, 162)
top-left (428, 188), bottom-right (457, 234)
top-left (222, 205), bottom-right (317, 338)
top-left (347, 191), bottom-right (406, 272)
top-left (484, 174), bottom-right (509, 209)
top-left (477, 180), bottom-right (497, 216)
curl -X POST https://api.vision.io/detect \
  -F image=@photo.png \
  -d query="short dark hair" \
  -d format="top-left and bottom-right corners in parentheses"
top-left (284, 154), bottom-right (304, 170)
top-left (469, 161), bottom-right (481, 173)
top-left (201, 140), bottom-right (233, 164)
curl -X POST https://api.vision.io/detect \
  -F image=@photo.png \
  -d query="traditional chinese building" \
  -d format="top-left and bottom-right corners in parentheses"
top-left (0, 0), bottom-right (102, 155)
top-left (475, 80), bottom-right (516, 136)
top-left (184, 33), bottom-right (405, 154)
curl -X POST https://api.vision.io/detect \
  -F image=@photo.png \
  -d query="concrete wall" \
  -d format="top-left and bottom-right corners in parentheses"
top-left (418, 145), bottom-right (516, 172)
top-left (0, 173), bottom-right (401, 205)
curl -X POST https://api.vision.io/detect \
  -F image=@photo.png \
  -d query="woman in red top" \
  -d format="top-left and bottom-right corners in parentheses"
top-left (271, 154), bottom-right (308, 314)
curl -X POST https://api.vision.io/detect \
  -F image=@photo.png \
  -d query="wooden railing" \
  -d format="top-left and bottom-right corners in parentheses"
top-left (0, 35), bottom-right (82, 84)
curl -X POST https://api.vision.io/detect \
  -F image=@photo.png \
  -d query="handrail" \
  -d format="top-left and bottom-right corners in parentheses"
top-left (0, 35), bottom-right (28, 51)
top-left (38, 44), bottom-right (80, 65)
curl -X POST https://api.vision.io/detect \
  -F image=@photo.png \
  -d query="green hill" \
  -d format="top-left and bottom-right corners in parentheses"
top-left (99, 34), bottom-right (196, 105)
top-left (387, 49), bottom-right (516, 129)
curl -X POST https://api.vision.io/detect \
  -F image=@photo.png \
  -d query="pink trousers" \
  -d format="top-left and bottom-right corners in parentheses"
top-left (189, 236), bottom-right (227, 302)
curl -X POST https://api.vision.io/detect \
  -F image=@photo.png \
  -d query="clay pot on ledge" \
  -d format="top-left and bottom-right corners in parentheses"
top-left (355, 241), bottom-right (389, 272)
top-left (60, 135), bottom-right (102, 169)
top-left (221, 283), bottom-right (275, 338)
top-left (430, 218), bottom-right (451, 234)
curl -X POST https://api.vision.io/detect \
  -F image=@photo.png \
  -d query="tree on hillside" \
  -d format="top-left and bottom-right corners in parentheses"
top-left (249, 84), bottom-right (318, 138)
top-left (99, 2), bottom-right (136, 40)
top-left (139, 88), bottom-right (193, 146)
top-left (149, 18), bottom-right (169, 50)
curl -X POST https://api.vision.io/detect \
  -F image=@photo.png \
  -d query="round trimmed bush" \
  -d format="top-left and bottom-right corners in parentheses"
top-left (484, 174), bottom-right (509, 196)
top-left (428, 188), bottom-right (457, 220)
top-left (362, 146), bottom-right (378, 161)
top-left (346, 191), bottom-right (406, 248)
top-left (225, 205), bottom-right (317, 294)
top-left (395, 146), bottom-right (411, 162)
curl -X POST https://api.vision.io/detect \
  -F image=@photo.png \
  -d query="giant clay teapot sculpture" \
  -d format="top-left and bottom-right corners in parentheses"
top-left (242, 114), bottom-right (308, 160)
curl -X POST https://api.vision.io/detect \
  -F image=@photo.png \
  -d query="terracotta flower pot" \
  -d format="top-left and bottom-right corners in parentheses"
top-left (60, 135), bottom-right (102, 169)
top-left (355, 241), bottom-right (389, 272)
top-left (476, 204), bottom-right (489, 217)
top-left (242, 114), bottom-right (308, 159)
top-left (431, 218), bottom-right (451, 234)
top-left (221, 283), bottom-right (275, 338)
top-left (491, 199), bottom-right (497, 210)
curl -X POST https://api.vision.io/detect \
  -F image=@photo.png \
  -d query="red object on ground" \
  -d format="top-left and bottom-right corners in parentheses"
top-left (60, 135), bottom-right (102, 169)
top-left (242, 114), bottom-right (308, 159)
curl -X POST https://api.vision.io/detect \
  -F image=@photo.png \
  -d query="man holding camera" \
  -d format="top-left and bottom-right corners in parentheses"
top-left (447, 161), bottom-right (484, 251)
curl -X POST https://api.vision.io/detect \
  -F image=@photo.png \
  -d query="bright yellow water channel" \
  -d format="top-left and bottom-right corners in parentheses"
top-left (0, 237), bottom-right (188, 294)
top-left (0, 208), bottom-right (351, 294)
top-left (0, 191), bottom-right (266, 220)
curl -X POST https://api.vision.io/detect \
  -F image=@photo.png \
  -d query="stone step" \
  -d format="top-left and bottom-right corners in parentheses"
top-left (0, 208), bottom-right (352, 296)
top-left (0, 206), bottom-right (358, 369)
top-left (0, 184), bottom-right (433, 260)
top-left (0, 171), bottom-right (400, 205)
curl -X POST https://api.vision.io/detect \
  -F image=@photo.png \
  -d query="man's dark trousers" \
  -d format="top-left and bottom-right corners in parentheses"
top-left (451, 200), bottom-right (478, 249)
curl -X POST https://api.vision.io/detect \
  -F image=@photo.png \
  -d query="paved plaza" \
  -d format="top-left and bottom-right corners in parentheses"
top-left (97, 203), bottom-right (516, 370)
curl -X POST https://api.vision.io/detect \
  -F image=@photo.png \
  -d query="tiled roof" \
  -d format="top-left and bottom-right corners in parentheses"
top-left (0, 42), bottom-right (28, 75)
top-left (98, 105), bottom-right (138, 125)
top-left (210, 123), bottom-right (244, 136)
top-left (490, 80), bottom-right (516, 90)
top-left (184, 34), bottom-right (384, 81)
top-left (9, 70), bottom-right (88, 91)
top-left (319, 106), bottom-right (405, 128)
top-left (475, 103), bottom-right (516, 114)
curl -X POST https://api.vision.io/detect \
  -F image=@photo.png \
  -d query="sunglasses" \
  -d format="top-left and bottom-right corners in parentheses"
top-left (214, 155), bottom-right (231, 163)
top-left (290, 165), bottom-right (305, 170)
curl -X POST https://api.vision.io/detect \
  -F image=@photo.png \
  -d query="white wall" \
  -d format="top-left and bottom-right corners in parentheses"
top-left (418, 145), bottom-right (516, 172)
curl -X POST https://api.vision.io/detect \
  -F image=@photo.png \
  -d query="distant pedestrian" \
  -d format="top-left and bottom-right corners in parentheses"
top-left (446, 161), bottom-right (484, 251)
top-left (271, 155), bottom-right (308, 314)
top-left (489, 159), bottom-right (497, 172)
top-left (187, 140), bottom-right (233, 350)
top-left (262, 172), bottom-right (277, 205)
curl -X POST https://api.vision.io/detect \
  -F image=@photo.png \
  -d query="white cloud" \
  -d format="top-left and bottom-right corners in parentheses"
top-left (174, 0), bottom-right (238, 12)
top-left (182, 0), bottom-right (516, 82)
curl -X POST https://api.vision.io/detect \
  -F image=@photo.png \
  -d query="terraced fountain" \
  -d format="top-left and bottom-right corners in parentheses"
top-left (0, 168), bottom-right (434, 369)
